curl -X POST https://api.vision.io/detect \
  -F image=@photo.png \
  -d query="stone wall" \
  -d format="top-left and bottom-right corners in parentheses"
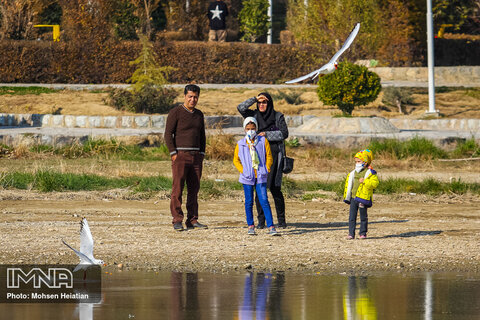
top-left (2, 113), bottom-right (480, 132)
top-left (371, 66), bottom-right (480, 86)
top-left (0, 114), bottom-right (311, 129)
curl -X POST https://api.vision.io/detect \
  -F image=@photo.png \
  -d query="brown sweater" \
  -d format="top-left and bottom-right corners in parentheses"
top-left (164, 104), bottom-right (206, 155)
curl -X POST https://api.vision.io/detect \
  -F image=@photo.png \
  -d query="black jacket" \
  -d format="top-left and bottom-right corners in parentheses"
top-left (207, 1), bottom-right (228, 30)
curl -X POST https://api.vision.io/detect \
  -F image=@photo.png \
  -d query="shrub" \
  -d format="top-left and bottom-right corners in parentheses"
top-left (382, 87), bottom-right (415, 114)
top-left (453, 138), bottom-right (480, 157)
top-left (107, 35), bottom-right (177, 114)
top-left (272, 90), bottom-right (304, 105)
top-left (368, 137), bottom-right (448, 159)
top-left (107, 84), bottom-right (177, 114)
top-left (1, 40), bottom-right (478, 84)
top-left (239, 0), bottom-right (270, 42)
top-left (317, 62), bottom-right (381, 115)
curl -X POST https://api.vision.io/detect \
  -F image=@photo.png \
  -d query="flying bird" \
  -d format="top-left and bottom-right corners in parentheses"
top-left (286, 23), bottom-right (361, 84)
top-left (63, 218), bottom-right (104, 272)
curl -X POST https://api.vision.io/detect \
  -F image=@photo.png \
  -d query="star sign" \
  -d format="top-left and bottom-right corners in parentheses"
top-left (210, 5), bottom-right (223, 20)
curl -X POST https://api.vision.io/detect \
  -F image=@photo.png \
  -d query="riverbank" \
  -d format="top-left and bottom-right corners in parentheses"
top-left (1, 191), bottom-right (478, 274)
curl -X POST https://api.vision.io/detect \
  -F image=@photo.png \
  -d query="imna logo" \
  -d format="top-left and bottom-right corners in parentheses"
top-left (7, 268), bottom-right (73, 289)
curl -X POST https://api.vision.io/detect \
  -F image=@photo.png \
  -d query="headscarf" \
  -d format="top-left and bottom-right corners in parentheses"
top-left (255, 92), bottom-right (277, 132)
top-left (354, 149), bottom-right (373, 166)
top-left (243, 117), bottom-right (259, 170)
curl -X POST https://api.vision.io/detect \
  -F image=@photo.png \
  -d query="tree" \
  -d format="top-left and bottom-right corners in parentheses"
top-left (131, 0), bottom-right (161, 39)
top-left (286, 0), bottom-right (417, 65)
top-left (317, 62), bottom-right (381, 115)
top-left (108, 35), bottom-right (177, 114)
top-left (239, 0), bottom-right (270, 42)
top-left (110, 0), bottom-right (139, 40)
top-left (433, 0), bottom-right (475, 32)
top-left (382, 87), bottom-right (414, 114)
top-left (0, 0), bottom-right (36, 40)
top-left (58, 0), bottom-right (113, 42)
top-left (163, 0), bottom-right (209, 40)
top-left (129, 35), bottom-right (174, 92)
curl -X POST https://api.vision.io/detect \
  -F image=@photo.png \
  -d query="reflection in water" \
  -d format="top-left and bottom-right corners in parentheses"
top-left (343, 276), bottom-right (377, 320)
top-left (0, 271), bottom-right (479, 319)
top-left (238, 272), bottom-right (285, 320)
top-left (424, 272), bottom-right (432, 320)
top-left (171, 272), bottom-right (199, 320)
top-left (74, 288), bottom-right (104, 320)
top-left (239, 273), bottom-right (270, 320)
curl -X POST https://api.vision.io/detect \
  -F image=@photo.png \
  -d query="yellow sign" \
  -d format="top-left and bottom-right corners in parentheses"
top-left (437, 24), bottom-right (453, 38)
top-left (33, 25), bottom-right (60, 42)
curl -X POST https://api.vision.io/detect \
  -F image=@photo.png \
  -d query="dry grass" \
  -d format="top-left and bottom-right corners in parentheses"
top-left (1, 87), bottom-right (480, 118)
top-left (205, 127), bottom-right (237, 161)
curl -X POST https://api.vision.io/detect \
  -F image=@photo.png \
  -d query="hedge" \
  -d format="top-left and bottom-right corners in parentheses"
top-left (0, 39), bottom-right (479, 84)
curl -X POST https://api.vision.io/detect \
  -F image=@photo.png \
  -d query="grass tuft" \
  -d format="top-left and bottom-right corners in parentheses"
top-left (0, 86), bottom-right (58, 95)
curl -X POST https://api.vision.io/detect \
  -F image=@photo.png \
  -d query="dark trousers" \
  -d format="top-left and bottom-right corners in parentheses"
top-left (255, 185), bottom-right (286, 227)
top-left (170, 151), bottom-right (203, 225)
top-left (349, 199), bottom-right (368, 237)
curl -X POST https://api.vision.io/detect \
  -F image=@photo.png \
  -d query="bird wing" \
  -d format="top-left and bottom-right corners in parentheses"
top-left (80, 218), bottom-right (95, 261)
top-left (285, 68), bottom-right (323, 84)
top-left (329, 23), bottom-right (361, 64)
top-left (62, 239), bottom-right (95, 265)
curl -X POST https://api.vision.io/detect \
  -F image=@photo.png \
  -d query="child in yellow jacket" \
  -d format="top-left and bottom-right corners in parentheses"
top-left (343, 149), bottom-right (379, 239)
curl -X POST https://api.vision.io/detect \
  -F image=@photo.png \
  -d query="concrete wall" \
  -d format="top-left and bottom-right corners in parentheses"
top-left (0, 114), bottom-right (311, 129)
top-left (390, 119), bottom-right (480, 132)
top-left (372, 66), bottom-right (480, 86)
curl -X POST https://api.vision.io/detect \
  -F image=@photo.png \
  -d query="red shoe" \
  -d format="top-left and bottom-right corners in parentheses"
top-left (359, 235), bottom-right (367, 239)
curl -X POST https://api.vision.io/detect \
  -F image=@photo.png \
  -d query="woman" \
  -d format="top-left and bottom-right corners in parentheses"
top-left (237, 92), bottom-right (289, 229)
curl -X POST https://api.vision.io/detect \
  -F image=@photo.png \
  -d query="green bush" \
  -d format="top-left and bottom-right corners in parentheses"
top-left (368, 137), bottom-right (448, 159)
top-left (453, 138), bottom-right (480, 157)
top-left (317, 62), bottom-right (381, 115)
top-left (239, 0), bottom-right (270, 42)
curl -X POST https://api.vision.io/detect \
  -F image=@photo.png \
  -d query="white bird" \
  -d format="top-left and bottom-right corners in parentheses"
top-left (286, 23), bottom-right (361, 84)
top-left (63, 218), bottom-right (104, 272)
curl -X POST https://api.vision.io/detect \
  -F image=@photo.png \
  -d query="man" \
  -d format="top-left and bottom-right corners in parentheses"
top-left (207, 0), bottom-right (228, 42)
top-left (164, 84), bottom-right (207, 231)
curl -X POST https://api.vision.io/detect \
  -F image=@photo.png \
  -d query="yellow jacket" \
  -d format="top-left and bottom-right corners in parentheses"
top-left (343, 168), bottom-right (379, 207)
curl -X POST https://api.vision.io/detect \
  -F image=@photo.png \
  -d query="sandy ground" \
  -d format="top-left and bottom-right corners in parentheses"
top-left (0, 190), bottom-right (479, 274)
top-left (2, 87), bottom-right (480, 118)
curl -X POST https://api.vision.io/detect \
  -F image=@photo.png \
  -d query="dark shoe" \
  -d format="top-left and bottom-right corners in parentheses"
top-left (188, 222), bottom-right (208, 229)
top-left (256, 223), bottom-right (265, 229)
top-left (268, 226), bottom-right (280, 236)
top-left (278, 223), bottom-right (287, 229)
top-left (173, 222), bottom-right (184, 231)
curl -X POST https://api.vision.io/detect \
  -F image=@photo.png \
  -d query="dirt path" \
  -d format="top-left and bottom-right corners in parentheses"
top-left (1, 191), bottom-right (479, 274)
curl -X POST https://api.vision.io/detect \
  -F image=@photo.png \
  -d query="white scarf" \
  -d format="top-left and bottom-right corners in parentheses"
top-left (345, 168), bottom-right (372, 202)
top-left (245, 135), bottom-right (259, 170)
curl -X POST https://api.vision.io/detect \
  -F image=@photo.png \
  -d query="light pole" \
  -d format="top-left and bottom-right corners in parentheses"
top-left (426, 0), bottom-right (438, 114)
top-left (267, 0), bottom-right (273, 44)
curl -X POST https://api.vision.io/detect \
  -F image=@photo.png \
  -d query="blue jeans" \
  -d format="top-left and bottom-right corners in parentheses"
top-left (243, 182), bottom-right (274, 228)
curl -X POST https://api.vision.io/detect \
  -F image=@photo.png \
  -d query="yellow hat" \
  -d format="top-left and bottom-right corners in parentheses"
top-left (354, 149), bottom-right (373, 165)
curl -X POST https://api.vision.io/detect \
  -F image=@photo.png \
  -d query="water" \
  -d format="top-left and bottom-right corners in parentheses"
top-left (1, 271), bottom-right (479, 319)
